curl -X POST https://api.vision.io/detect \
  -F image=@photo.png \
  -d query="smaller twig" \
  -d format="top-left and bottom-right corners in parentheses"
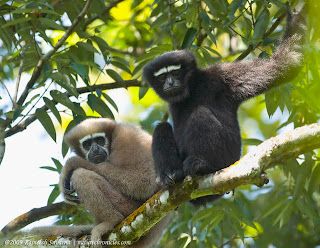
top-left (167, 0), bottom-right (179, 50)
top-left (5, 80), bottom-right (142, 138)
top-left (13, 45), bottom-right (28, 107)
top-left (0, 128), bottom-right (5, 165)
top-left (0, 202), bottom-right (78, 238)
top-left (14, 80), bottom-right (54, 128)
top-left (0, 78), bottom-right (14, 106)
top-left (195, 1), bottom-right (203, 46)
top-left (16, 0), bottom-right (94, 107)
top-left (236, 10), bottom-right (287, 61)
top-left (248, 0), bottom-right (255, 27)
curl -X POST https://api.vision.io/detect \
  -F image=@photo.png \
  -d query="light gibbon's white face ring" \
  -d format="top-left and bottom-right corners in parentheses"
top-left (153, 64), bottom-right (181, 77)
top-left (79, 132), bottom-right (109, 164)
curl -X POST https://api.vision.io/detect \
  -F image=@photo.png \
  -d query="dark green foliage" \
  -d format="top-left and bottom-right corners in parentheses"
top-left (0, 0), bottom-right (320, 247)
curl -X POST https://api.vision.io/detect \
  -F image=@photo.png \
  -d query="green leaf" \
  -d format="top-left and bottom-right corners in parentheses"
top-left (181, 28), bottom-right (197, 49)
top-left (110, 61), bottom-right (131, 75)
top-left (51, 72), bottom-right (78, 97)
top-left (192, 207), bottom-right (221, 223)
top-left (252, 8), bottom-right (270, 41)
top-left (43, 97), bottom-right (62, 124)
top-left (87, 94), bottom-right (114, 119)
top-left (51, 158), bottom-right (63, 173)
top-left (39, 166), bottom-right (58, 172)
top-left (70, 61), bottom-right (89, 85)
top-left (1, 17), bottom-right (32, 28)
top-left (101, 93), bottom-right (119, 113)
top-left (132, 58), bottom-right (153, 76)
top-left (39, 18), bottom-right (65, 31)
top-left (265, 89), bottom-right (278, 117)
top-left (106, 69), bottom-right (123, 82)
top-left (90, 36), bottom-right (111, 51)
top-left (47, 185), bottom-right (60, 205)
top-left (242, 138), bottom-right (263, 146)
top-left (35, 108), bottom-right (56, 142)
top-left (50, 90), bottom-right (86, 117)
top-left (62, 119), bottom-right (78, 157)
top-left (77, 41), bottom-right (100, 54)
top-left (139, 87), bottom-right (149, 100)
top-left (150, 13), bottom-right (168, 28)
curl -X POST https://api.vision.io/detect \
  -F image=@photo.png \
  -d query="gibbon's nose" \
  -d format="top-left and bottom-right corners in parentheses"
top-left (91, 143), bottom-right (99, 152)
top-left (167, 75), bottom-right (174, 86)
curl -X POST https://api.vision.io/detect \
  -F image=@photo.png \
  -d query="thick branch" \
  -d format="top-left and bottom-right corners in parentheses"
top-left (16, 0), bottom-right (93, 108)
top-left (0, 202), bottom-right (78, 238)
top-left (105, 123), bottom-right (320, 247)
top-left (5, 80), bottom-right (142, 138)
top-left (4, 123), bottom-right (320, 245)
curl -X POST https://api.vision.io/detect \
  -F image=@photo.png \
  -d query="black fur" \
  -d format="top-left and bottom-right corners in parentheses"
top-left (143, 9), bottom-right (306, 206)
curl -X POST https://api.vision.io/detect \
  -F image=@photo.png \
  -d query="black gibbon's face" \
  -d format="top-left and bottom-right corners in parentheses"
top-left (79, 132), bottom-right (109, 164)
top-left (152, 64), bottom-right (190, 103)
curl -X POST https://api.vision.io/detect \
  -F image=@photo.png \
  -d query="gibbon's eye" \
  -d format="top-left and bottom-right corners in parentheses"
top-left (82, 139), bottom-right (92, 150)
top-left (171, 70), bottom-right (181, 78)
top-left (94, 136), bottom-right (105, 146)
top-left (157, 73), bottom-right (167, 82)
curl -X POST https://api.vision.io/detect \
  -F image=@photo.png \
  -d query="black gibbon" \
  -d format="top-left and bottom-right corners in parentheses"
top-left (34, 118), bottom-right (168, 247)
top-left (143, 8), bottom-right (306, 206)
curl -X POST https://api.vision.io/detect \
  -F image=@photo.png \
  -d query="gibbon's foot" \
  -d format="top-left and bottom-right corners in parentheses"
top-left (157, 167), bottom-right (184, 186)
top-left (183, 156), bottom-right (208, 176)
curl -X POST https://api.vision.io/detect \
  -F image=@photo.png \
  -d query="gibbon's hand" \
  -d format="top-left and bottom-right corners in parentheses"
top-left (62, 170), bottom-right (81, 204)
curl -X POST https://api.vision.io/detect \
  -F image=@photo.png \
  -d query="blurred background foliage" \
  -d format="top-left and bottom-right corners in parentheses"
top-left (0, 0), bottom-right (320, 247)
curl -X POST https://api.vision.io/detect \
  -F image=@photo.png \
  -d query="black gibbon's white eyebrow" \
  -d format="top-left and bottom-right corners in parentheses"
top-left (154, 64), bottom-right (181, 77)
top-left (79, 132), bottom-right (106, 144)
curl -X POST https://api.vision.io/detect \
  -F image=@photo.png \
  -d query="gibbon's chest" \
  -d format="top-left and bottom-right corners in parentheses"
top-left (170, 82), bottom-right (240, 145)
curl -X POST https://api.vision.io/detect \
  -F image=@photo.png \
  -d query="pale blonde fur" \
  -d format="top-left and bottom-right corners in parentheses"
top-left (54, 118), bottom-right (168, 247)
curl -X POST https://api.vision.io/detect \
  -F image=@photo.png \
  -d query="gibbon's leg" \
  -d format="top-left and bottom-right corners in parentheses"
top-left (180, 106), bottom-right (239, 206)
top-left (181, 107), bottom-right (224, 176)
top-left (71, 168), bottom-right (140, 241)
top-left (152, 122), bottom-right (184, 186)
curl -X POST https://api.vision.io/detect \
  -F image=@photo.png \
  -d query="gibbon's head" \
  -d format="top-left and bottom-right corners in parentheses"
top-left (64, 118), bottom-right (116, 164)
top-left (143, 50), bottom-right (198, 103)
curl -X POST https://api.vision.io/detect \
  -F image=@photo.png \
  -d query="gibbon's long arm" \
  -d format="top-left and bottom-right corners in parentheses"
top-left (215, 8), bottom-right (306, 103)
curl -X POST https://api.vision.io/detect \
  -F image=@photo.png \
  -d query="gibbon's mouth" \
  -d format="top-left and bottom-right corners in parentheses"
top-left (164, 86), bottom-right (181, 92)
top-left (89, 154), bottom-right (107, 164)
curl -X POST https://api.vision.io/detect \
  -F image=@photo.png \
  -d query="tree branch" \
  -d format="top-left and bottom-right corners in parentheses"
top-left (0, 202), bottom-right (78, 238)
top-left (167, 0), bottom-right (179, 50)
top-left (236, 11), bottom-right (287, 61)
top-left (5, 80), bottom-right (143, 138)
top-left (13, 45), bottom-right (28, 107)
top-left (104, 123), bottom-right (320, 247)
top-left (16, 0), bottom-right (94, 108)
top-left (3, 123), bottom-right (320, 245)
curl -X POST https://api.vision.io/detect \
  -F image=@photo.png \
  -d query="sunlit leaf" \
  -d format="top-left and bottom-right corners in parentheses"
top-left (106, 69), bottom-right (123, 82)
